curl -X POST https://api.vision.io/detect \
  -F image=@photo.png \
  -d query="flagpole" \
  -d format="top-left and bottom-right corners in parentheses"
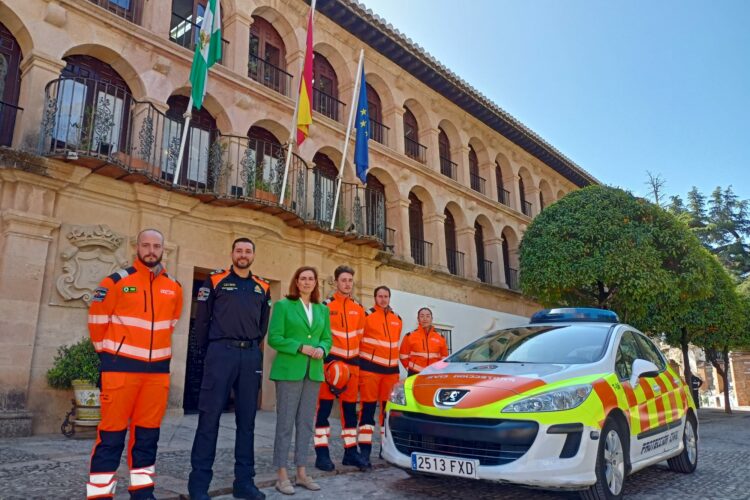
top-left (330, 48), bottom-right (365, 231)
top-left (172, 95), bottom-right (193, 186)
top-left (280, 0), bottom-right (316, 205)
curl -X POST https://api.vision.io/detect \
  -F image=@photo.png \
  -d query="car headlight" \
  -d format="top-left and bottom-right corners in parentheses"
top-left (389, 381), bottom-right (406, 406)
top-left (502, 384), bottom-right (592, 413)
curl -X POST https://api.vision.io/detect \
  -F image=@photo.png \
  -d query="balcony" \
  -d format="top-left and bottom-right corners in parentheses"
top-left (0, 101), bottom-right (22, 147)
top-left (440, 156), bottom-right (457, 180)
top-left (505, 267), bottom-right (519, 290)
top-left (470, 173), bottom-right (486, 195)
top-left (410, 238), bottom-right (432, 266)
top-left (169, 12), bottom-right (229, 63)
top-left (479, 259), bottom-right (493, 284)
top-left (385, 227), bottom-right (396, 253)
top-left (446, 249), bottom-right (464, 277)
top-left (369, 118), bottom-right (389, 146)
top-left (87, 0), bottom-right (142, 24)
top-left (37, 77), bottom-right (384, 248)
top-left (313, 88), bottom-right (345, 122)
top-left (498, 188), bottom-right (511, 207)
top-left (248, 54), bottom-right (292, 97)
top-left (521, 200), bottom-right (533, 217)
top-left (404, 136), bottom-right (427, 164)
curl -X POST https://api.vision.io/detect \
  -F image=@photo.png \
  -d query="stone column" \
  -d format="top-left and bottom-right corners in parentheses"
top-left (453, 145), bottom-right (470, 187)
top-left (526, 186), bottom-right (539, 217)
top-left (393, 198), bottom-right (413, 263)
top-left (422, 127), bottom-right (440, 173)
top-left (485, 237), bottom-right (506, 287)
top-left (141, 0), bottom-right (171, 37)
top-left (13, 53), bottom-right (66, 151)
top-left (456, 226), bottom-right (478, 281)
top-left (483, 161), bottom-right (496, 199)
top-left (223, 13), bottom-right (253, 77)
top-left (383, 106), bottom-right (404, 155)
top-left (0, 174), bottom-right (61, 437)
top-left (504, 173), bottom-right (521, 212)
top-left (425, 213), bottom-right (448, 272)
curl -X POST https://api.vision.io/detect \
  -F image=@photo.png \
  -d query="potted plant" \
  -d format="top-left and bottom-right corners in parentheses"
top-left (46, 338), bottom-right (101, 422)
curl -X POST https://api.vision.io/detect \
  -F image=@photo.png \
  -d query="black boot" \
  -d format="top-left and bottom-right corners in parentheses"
top-left (342, 446), bottom-right (369, 471)
top-left (359, 444), bottom-right (373, 469)
top-left (315, 447), bottom-right (335, 472)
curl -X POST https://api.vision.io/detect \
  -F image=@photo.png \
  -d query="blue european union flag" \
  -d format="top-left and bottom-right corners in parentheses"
top-left (353, 66), bottom-right (369, 184)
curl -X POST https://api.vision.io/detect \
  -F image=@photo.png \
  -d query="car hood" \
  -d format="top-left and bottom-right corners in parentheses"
top-left (410, 361), bottom-right (601, 410)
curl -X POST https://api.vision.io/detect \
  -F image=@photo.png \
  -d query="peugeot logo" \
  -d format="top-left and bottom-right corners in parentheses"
top-left (435, 388), bottom-right (470, 407)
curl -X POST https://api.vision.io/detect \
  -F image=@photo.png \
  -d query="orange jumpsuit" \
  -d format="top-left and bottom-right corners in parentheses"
top-left (358, 305), bottom-right (402, 452)
top-left (86, 260), bottom-right (182, 500)
top-left (399, 325), bottom-right (448, 375)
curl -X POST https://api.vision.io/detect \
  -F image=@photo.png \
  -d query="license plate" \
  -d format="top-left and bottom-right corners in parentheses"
top-left (411, 452), bottom-right (478, 479)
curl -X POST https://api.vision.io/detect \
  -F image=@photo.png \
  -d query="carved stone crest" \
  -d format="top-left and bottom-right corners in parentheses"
top-left (55, 224), bottom-right (129, 306)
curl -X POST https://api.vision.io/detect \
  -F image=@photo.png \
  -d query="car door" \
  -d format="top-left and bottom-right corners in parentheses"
top-left (614, 330), bottom-right (642, 457)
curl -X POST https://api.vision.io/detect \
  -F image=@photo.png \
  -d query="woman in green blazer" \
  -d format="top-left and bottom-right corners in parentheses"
top-left (268, 266), bottom-right (332, 495)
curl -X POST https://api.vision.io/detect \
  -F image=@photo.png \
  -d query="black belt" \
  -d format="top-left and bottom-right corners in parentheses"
top-left (215, 338), bottom-right (259, 349)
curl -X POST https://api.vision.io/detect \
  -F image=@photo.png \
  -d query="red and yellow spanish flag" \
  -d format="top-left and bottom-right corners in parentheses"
top-left (296, 8), bottom-right (314, 145)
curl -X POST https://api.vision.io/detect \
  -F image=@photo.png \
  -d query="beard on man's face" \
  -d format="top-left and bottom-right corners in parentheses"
top-left (138, 250), bottom-right (163, 268)
top-left (233, 256), bottom-right (253, 269)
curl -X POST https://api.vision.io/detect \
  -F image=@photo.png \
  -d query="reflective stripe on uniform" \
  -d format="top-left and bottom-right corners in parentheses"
top-left (99, 339), bottom-right (172, 360)
top-left (341, 428), bottom-right (357, 447)
top-left (112, 315), bottom-right (174, 332)
top-left (88, 315), bottom-right (110, 324)
top-left (362, 338), bottom-right (399, 349)
top-left (129, 466), bottom-right (155, 488)
top-left (86, 474), bottom-right (117, 499)
top-left (314, 427), bottom-right (330, 447)
top-left (358, 352), bottom-right (399, 367)
top-left (329, 345), bottom-right (359, 358)
top-left (358, 424), bottom-right (375, 444)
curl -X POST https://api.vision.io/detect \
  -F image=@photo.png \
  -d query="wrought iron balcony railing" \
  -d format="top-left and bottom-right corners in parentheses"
top-left (440, 156), bottom-right (457, 180)
top-left (498, 188), bottom-right (511, 207)
top-left (470, 173), bottom-right (486, 194)
top-left (446, 249), bottom-right (464, 277)
top-left (522, 200), bottom-right (533, 217)
top-left (479, 259), bottom-right (493, 284)
top-left (87, 0), bottom-right (142, 24)
top-left (313, 88), bottom-right (345, 122)
top-left (248, 54), bottom-right (292, 97)
top-left (38, 77), bottom-right (385, 246)
top-left (369, 118), bottom-right (389, 146)
top-left (0, 100), bottom-right (22, 147)
top-left (169, 12), bottom-right (229, 64)
top-left (505, 267), bottom-right (519, 290)
top-left (410, 238), bottom-right (432, 266)
top-left (404, 136), bottom-right (427, 164)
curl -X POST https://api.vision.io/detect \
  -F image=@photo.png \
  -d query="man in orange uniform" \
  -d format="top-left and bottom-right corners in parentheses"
top-left (86, 229), bottom-right (183, 500)
top-left (399, 307), bottom-right (448, 376)
top-left (314, 265), bottom-right (368, 471)
top-left (358, 285), bottom-right (403, 467)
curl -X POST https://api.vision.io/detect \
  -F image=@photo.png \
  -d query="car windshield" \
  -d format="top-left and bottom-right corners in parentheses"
top-left (448, 324), bottom-right (612, 364)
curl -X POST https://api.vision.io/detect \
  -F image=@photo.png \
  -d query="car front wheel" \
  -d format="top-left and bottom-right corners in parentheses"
top-left (580, 419), bottom-right (626, 500)
top-left (667, 413), bottom-right (698, 473)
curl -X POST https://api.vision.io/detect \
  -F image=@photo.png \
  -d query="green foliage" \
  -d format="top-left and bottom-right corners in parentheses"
top-left (519, 185), bottom-right (708, 330)
top-left (46, 338), bottom-right (100, 389)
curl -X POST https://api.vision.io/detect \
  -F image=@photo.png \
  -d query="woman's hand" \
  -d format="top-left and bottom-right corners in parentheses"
top-left (300, 345), bottom-right (313, 357)
top-left (311, 347), bottom-right (324, 360)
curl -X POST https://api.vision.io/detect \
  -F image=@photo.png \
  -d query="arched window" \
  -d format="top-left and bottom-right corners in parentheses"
top-left (475, 221), bottom-right (488, 282)
top-left (469, 146), bottom-right (482, 193)
top-left (169, 0), bottom-right (224, 60)
top-left (312, 53), bottom-right (339, 121)
top-left (540, 191), bottom-right (545, 211)
top-left (502, 236), bottom-right (512, 287)
top-left (519, 177), bottom-right (531, 216)
top-left (312, 152), bottom-right (338, 222)
top-left (496, 162), bottom-right (509, 205)
top-left (49, 55), bottom-right (132, 156)
top-left (248, 16), bottom-right (288, 95)
top-left (0, 22), bottom-right (22, 146)
top-left (403, 107), bottom-right (424, 162)
top-left (438, 128), bottom-right (455, 178)
top-left (444, 209), bottom-right (461, 276)
top-left (409, 192), bottom-right (427, 265)
top-left (365, 173), bottom-right (386, 240)
top-left (366, 83), bottom-right (386, 144)
top-left (163, 94), bottom-right (217, 188)
top-left (243, 126), bottom-right (283, 197)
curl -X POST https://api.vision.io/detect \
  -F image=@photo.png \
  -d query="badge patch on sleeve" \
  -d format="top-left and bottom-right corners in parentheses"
top-left (197, 287), bottom-right (211, 302)
top-left (92, 287), bottom-right (108, 302)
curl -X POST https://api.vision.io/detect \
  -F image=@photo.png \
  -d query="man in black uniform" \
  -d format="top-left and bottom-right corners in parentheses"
top-left (188, 238), bottom-right (271, 500)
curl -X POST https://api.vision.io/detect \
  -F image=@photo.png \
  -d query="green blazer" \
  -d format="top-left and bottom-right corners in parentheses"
top-left (268, 298), bottom-right (332, 382)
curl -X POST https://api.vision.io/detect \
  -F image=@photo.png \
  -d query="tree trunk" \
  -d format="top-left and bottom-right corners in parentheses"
top-left (680, 327), bottom-right (692, 385)
top-left (722, 347), bottom-right (732, 414)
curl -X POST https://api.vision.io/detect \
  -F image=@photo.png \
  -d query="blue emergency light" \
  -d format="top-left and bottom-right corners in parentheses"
top-left (530, 307), bottom-right (619, 324)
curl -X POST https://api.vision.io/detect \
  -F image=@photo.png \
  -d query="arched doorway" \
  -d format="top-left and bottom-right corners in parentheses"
top-left (248, 15), bottom-right (288, 95)
top-left (312, 53), bottom-right (339, 121)
top-left (163, 94), bottom-right (217, 188)
top-left (0, 21), bottom-right (22, 146)
top-left (312, 152), bottom-right (338, 223)
top-left (365, 173), bottom-right (386, 240)
top-left (409, 191), bottom-right (428, 265)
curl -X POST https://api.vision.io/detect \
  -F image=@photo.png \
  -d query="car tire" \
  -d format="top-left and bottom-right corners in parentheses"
top-left (667, 413), bottom-right (698, 473)
top-left (580, 419), bottom-right (627, 500)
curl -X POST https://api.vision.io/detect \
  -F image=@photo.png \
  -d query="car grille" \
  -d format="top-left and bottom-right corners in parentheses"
top-left (389, 411), bottom-right (537, 466)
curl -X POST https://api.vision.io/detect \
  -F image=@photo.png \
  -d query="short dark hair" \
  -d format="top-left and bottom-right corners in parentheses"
top-left (417, 307), bottom-right (433, 317)
top-left (334, 265), bottom-right (355, 280)
top-left (232, 237), bottom-right (255, 252)
top-left (287, 266), bottom-right (321, 303)
top-left (373, 285), bottom-right (391, 297)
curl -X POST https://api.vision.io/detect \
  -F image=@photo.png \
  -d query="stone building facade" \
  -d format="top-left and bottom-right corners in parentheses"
top-left (0, 0), bottom-right (597, 435)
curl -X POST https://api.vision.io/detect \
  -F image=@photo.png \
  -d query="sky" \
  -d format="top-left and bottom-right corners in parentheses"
top-left (361, 0), bottom-right (750, 202)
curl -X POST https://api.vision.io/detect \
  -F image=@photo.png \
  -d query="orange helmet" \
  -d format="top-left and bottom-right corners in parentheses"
top-left (324, 361), bottom-right (351, 395)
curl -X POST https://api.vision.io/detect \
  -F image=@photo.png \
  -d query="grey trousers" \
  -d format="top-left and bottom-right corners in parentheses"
top-left (272, 377), bottom-right (321, 468)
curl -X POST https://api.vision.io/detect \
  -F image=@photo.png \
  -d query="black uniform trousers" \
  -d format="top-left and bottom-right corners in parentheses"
top-left (188, 340), bottom-right (262, 495)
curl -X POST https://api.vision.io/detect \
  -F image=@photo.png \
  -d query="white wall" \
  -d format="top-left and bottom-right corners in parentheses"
top-left (390, 289), bottom-right (529, 356)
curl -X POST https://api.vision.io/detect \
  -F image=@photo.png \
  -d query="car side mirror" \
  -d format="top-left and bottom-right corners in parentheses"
top-left (629, 359), bottom-right (660, 387)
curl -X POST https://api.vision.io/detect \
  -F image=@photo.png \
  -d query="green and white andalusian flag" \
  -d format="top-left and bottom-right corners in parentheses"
top-left (190, 0), bottom-right (222, 110)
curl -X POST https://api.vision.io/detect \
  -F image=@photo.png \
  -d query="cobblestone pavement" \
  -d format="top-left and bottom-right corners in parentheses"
top-left (1, 408), bottom-right (749, 499)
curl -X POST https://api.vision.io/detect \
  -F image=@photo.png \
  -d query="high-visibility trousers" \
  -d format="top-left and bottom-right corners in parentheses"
top-left (358, 370), bottom-right (399, 446)
top-left (87, 372), bottom-right (169, 500)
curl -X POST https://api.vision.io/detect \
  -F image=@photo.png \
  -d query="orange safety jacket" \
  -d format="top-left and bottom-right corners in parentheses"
top-left (323, 291), bottom-right (366, 365)
top-left (399, 325), bottom-right (448, 373)
top-left (88, 259), bottom-right (183, 373)
top-left (360, 305), bottom-right (403, 374)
